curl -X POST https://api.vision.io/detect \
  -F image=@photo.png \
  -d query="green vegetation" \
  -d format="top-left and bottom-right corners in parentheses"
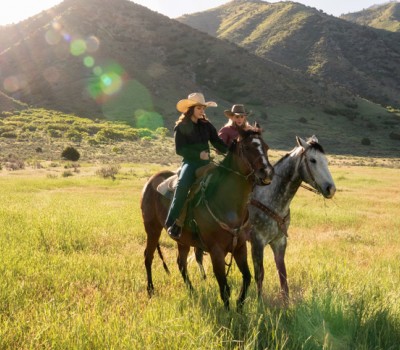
top-left (341, 2), bottom-right (400, 32)
top-left (0, 108), bottom-right (180, 165)
top-left (0, 108), bottom-right (160, 144)
top-left (179, 0), bottom-right (400, 110)
top-left (0, 163), bottom-right (399, 349)
top-left (61, 146), bottom-right (80, 161)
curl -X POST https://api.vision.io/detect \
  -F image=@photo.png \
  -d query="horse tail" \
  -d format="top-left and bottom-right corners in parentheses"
top-left (156, 244), bottom-right (170, 275)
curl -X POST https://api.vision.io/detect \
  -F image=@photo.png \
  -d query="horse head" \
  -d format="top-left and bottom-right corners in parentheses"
top-left (231, 126), bottom-right (274, 186)
top-left (296, 135), bottom-right (336, 198)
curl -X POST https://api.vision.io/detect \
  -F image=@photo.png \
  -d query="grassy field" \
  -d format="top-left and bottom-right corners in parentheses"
top-left (0, 160), bottom-right (399, 349)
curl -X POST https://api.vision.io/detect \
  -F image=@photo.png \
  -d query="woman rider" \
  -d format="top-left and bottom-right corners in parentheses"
top-left (218, 104), bottom-right (256, 146)
top-left (165, 92), bottom-right (228, 240)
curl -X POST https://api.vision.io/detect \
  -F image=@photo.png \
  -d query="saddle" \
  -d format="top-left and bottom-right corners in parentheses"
top-left (156, 163), bottom-right (216, 226)
top-left (156, 163), bottom-right (216, 198)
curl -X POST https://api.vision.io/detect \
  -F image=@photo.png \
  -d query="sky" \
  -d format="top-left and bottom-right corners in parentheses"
top-left (0, 0), bottom-right (395, 25)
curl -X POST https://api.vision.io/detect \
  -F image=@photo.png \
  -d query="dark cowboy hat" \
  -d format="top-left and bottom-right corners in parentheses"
top-left (224, 104), bottom-right (252, 118)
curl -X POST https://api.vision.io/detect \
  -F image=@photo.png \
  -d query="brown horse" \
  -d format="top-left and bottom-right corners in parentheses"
top-left (140, 128), bottom-right (274, 309)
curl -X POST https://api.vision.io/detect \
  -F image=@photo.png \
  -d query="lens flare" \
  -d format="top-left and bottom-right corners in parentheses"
top-left (101, 79), bottom-right (158, 126)
top-left (87, 62), bottom-right (124, 98)
top-left (83, 56), bottom-right (95, 68)
top-left (135, 110), bottom-right (164, 130)
top-left (86, 36), bottom-right (100, 53)
top-left (93, 66), bottom-right (102, 76)
top-left (43, 66), bottom-right (61, 84)
top-left (52, 21), bottom-right (62, 30)
top-left (62, 31), bottom-right (71, 42)
top-left (45, 29), bottom-right (62, 45)
top-left (3, 75), bottom-right (27, 92)
top-left (70, 39), bottom-right (87, 56)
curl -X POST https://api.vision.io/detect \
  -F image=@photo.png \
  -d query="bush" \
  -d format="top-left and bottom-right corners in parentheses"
top-left (361, 138), bottom-right (371, 146)
top-left (96, 165), bottom-right (120, 180)
top-left (389, 132), bottom-right (400, 141)
top-left (4, 154), bottom-right (24, 170)
top-left (62, 170), bottom-right (73, 177)
top-left (155, 127), bottom-right (168, 138)
top-left (65, 129), bottom-right (85, 143)
top-left (61, 146), bottom-right (80, 161)
top-left (47, 129), bottom-right (62, 138)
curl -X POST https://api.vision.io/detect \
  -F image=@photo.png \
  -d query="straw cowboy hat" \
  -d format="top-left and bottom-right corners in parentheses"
top-left (176, 92), bottom-right (217, 113)
top-left (224, 104), bottom-right (251, 118)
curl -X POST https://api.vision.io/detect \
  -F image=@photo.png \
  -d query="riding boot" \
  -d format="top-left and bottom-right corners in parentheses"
top-left (167, 222), bottom-right (182, 240)
top-left (176, 200), bottom-right (188, 227)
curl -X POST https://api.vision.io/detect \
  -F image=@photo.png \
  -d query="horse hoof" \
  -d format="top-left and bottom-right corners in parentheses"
top-left (147, 286), bottom-right (155, 298)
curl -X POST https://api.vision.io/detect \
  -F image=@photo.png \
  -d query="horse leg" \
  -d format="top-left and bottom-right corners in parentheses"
top-left (251, 236), bottom-right (265, 299)
top-left (177, 243), bottom-right (194, 291)
top-left (210, 248), bottom-right (230, 309)
top-left (143, 221), bottom-right (163, 297)
top-left (270, 239), bottom-right (289, 303)
top-left (233, 244), bottom-right (251, 310)
top-left (195, 247), bottom-right (207, 280)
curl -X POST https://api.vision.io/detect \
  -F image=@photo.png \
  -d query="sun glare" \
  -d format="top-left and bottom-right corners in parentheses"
top-left (0, 1), bottom-right (63, 25)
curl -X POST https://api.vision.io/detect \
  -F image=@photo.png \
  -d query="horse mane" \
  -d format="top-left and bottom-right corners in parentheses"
top-left (275, 140), bottom-right (325, 167)
top-left (307, 140), bottom-right (325, 154)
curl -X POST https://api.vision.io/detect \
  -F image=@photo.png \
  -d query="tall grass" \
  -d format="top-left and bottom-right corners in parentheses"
top-left (0, 164), bottom-right (399, 349)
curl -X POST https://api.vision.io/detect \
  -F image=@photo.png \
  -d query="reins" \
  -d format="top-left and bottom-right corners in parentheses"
top-left (301, 148), bottom-right (323, 195)
top-left (250, 145), bottom-right (322, 235)
top-left (199, 137), bottom-right (265, 277)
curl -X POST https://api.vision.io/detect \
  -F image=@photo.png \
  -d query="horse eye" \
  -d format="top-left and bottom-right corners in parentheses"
top-left (310, 158), bottom-right (316, 164)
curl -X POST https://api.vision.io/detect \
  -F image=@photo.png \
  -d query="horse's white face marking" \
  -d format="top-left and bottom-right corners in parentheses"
top-left (252, 138), bottom-right (269, 168)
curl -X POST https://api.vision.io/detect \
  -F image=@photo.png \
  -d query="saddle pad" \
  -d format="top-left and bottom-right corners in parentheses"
top-left (157, 174), bottom-right (178, 196)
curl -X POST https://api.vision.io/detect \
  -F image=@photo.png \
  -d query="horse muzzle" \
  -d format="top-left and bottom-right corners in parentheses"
top-left (323, 184), bottom-right (336, 199)
top-left (256, 167), bottom-right (274, 186)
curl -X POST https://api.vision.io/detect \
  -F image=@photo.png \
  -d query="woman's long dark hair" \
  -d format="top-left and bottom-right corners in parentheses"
top-left (176, 105), bottom-right (208, 125)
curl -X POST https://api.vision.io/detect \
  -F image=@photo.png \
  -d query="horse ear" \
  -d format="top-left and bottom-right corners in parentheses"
top-left (308, 135), bottom-right (318, 144)
top-left (254, 121), bottom-right (260, 129)
top-left (296, 136), bottom-right (308, 149)
top-left (229, 139), bottom-right (238, 151)
top-left (237, 127), bottom-right (247, 139)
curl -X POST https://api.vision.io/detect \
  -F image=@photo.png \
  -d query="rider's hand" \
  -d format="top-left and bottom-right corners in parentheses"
top-left (200, 151), bottom-right (210, 160)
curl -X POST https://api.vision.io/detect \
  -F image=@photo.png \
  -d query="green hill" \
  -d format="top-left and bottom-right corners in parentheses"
top-left (0, 0), bottom-right (399, 157)
top-left (178, 0), bottom-right (400, 109)
top-left (341, 2), bottom-right (400, 32)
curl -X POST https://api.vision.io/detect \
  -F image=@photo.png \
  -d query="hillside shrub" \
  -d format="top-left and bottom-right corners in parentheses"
top-left (137, 128), bottom-right (154, 139)
top-left (4, 154), bottom-right (24, 170)
top-left (62, 170), bottom-right (73, 177)
top-left (1, 132), bottom-right (18, 139)
top-left (155, 127), bottom-right (168, 139)
top-left (389, 132), bottom-right (400, 141)
top-left (61, 146), bottom-right (80, 161)
top-left (95, 128), bottom-right (126, 142)
top-left (0, 125), bottom-right (15, 134)
top-left (47, 129), bottom-right (62, 138)
top-left (345, 102), bottom-right (358, 109)
top-left (96, 165), bottom-right (120, 180)
top-left (361, 138), bottom-right (371, 146)
top-left (87, 137), bottom-right (99, 146)
top-left (65, 129), bottom-right (85, 143)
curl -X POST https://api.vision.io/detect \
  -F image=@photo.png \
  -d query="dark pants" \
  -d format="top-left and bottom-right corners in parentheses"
top-left (165, 160), bottom-right (207, 228)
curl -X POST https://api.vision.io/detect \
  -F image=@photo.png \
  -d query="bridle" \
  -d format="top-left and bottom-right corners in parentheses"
top-left (212, 134), bottom-right (270, 183)
top-left (197, 134), bottom-right (270, 275)
top-left (299, 146), bottom-right (323, 195)
top-left (250, 144), bottom-right (323, 237)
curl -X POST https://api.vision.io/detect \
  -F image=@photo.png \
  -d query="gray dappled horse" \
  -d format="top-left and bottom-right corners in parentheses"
top-left (141, 128), bottom-right (274, 309)
top-left (250, 135), bottom-right (336, 301)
